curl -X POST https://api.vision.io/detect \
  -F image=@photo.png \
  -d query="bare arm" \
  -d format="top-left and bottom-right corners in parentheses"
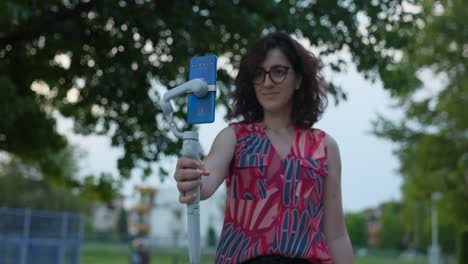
top-left (323, 134), bottom-right (354, 263)
top-left (200, 126), bottom-right (236, 199)
top-left (174, 126), bottom-right (236, 203)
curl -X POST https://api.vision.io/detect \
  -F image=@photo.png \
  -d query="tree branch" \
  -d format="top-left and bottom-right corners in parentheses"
top-left (0, 1), bottom-right (96, 47)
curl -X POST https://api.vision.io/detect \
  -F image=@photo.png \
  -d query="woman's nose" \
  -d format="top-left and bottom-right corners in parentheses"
top-left (262, 73), bottom-right (275, 87)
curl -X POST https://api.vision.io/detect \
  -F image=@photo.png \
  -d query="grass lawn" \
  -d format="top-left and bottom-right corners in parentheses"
top-left (80, 243), bottom-right (434, 264)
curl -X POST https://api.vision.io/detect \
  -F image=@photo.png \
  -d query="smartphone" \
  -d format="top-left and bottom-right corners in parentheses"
top-left (187, 55), bottom-right (217, 124)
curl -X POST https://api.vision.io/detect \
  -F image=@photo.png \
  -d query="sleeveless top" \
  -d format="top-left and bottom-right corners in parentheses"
top-left (215, 123), bottom-right (332, 264)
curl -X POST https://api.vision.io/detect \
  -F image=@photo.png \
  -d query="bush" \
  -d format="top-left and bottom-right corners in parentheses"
top-left (207, 226), bottom-right (217, 248)
top-left (345, 212), bottom-right (368, 247)
top-left (459, 227), bottom-right (468, 264)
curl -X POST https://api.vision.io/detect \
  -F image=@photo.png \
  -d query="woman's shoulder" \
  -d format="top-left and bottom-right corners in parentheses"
top-left (210, 126), bottom-right (236, 151)
top-left (299, 128), bottom-right (340, 160)
top-left (304, 128), bottom-right (339, 147)
top-left (313, 129), bottom-right (340, 160)
top-left (216, 125), bottom-right (235, 139)
top-left (301, 127), bottom-right (327, 144)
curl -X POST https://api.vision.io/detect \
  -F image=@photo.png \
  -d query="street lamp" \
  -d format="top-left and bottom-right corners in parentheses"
top-left (428, 191), bottom-right (443, 264)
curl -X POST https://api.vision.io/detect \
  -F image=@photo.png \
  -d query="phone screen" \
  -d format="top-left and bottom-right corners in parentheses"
top-left (187, 55), bottom-right (217, 124)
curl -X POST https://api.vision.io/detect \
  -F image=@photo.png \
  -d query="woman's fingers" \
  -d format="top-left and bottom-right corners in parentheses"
top-left (177, 157), bottom-right (202, 169)
top-left (179, 192), bottom-right (197, 204)
top-left (177, 180), bottom-right (202, 193)
top-left (178, 180), bottom-right (200, 204)
top-left (197, 162), bottom-right (211, 176)
top-left (174, 168), bottom-right (205, 181)
top-left (174, 157), bottom-right (210, 181)
top-left (174, 158), bottom-right (210, 204)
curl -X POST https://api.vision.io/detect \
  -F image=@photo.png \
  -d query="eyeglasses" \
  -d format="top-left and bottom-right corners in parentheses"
top-left (253, 65), bottom-right (290, 85)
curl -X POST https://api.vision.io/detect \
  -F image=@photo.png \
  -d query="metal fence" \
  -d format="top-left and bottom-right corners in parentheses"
top-left (0, 208), bottom-right (83, 264)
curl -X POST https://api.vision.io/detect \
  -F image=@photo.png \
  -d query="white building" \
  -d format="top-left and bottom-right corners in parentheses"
top-left (150, 184), bottom-right (226, 249)
top-left (91, 195), bottom-right (125, 232)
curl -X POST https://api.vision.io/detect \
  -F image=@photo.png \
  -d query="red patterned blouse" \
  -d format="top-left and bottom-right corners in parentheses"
top-left (215, 123), bottom-right (332, 264)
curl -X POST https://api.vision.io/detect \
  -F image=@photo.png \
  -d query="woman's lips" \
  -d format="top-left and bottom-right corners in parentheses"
top-left (261, 92), bottom-right (280, 96)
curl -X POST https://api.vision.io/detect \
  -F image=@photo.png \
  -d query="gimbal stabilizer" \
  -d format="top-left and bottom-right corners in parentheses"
top-left (160, 78), bottom-right (209, 264)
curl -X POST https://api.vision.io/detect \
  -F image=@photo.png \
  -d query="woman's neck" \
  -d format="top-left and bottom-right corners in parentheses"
top-left (262, 110), bottom-right (294, 132)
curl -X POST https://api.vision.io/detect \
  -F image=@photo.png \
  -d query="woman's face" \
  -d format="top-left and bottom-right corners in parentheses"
top-left (253, 48), bottom-right (301, 115)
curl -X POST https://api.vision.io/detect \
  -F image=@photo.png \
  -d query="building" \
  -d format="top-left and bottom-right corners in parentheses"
top-left (91, 195), bottom-right (125, 232)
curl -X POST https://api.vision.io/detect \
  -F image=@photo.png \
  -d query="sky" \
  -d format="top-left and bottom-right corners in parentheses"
top-left (58, 54), bottom-right (405, 213)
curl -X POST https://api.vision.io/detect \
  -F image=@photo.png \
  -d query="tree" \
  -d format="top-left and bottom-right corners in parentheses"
top-left (373, 0), bottom-right (468, 225)
top-left (378, 201), bottom-right (404, 250)
top-left (207, 225), bottom-right (217, 248)
top-left (345, 212), bottom-right (368, 248)
top-left (460, 227), bottom-right (468, 264)
top-left (0, 0), bottom-right (421, 183)
top-left (117, 208), bottom-right (129, 242)
top-left (0, 148), bottom-right (90, 212)
top-left (0, 144), bottom-right (120, 209)
top-left (421, 211), bottom-right (457, 254)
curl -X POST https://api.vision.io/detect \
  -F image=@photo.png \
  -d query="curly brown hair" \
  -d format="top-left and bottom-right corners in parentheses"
top-left (227, 32), bottom-right (328, 129)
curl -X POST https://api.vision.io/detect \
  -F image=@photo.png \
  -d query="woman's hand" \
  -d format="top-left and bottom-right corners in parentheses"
top-left (174, 157), bottom-right (210, 204)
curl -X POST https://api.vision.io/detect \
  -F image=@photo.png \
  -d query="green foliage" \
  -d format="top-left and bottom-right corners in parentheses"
top-left (372, 0), bottom-right (468, 226)
top-left (378, 201), bottom-right (403, 249)
top-left (80, 172), bottom-right (122, 202)
top-left (117, 208), bottom-right (128, 240)
top-left (435, 217), bottom-right (457, 254)
top-left (419, 211), bottom-right (457, 254)
top-left (206, 226), bottom-right (217, 248)
top-left (398, 201), bottom-right (424, 251)
top-left (459, 227), bottom-right (468, 264)
top-left (345, 212), bottom-right (368, 247)
top-left (0, 155), bottom-right (90, 212)
top-left (0, 0), bottom-right (421, 183)
top-left (399, 200), bottom-right (457, 254)
top-left (0, 145), bottom-right (121, 211)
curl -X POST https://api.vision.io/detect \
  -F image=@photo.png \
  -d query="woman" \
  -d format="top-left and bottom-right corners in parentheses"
top-left (174, 32), bottom-right (354, 264)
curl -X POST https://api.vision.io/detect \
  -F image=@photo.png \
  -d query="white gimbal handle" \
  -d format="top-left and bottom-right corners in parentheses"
top-left (160, 78), bottom-right (208, 264)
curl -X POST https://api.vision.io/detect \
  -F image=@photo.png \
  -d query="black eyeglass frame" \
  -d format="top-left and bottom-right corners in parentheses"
top-left (253, 65), bottom-right (290, 85)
